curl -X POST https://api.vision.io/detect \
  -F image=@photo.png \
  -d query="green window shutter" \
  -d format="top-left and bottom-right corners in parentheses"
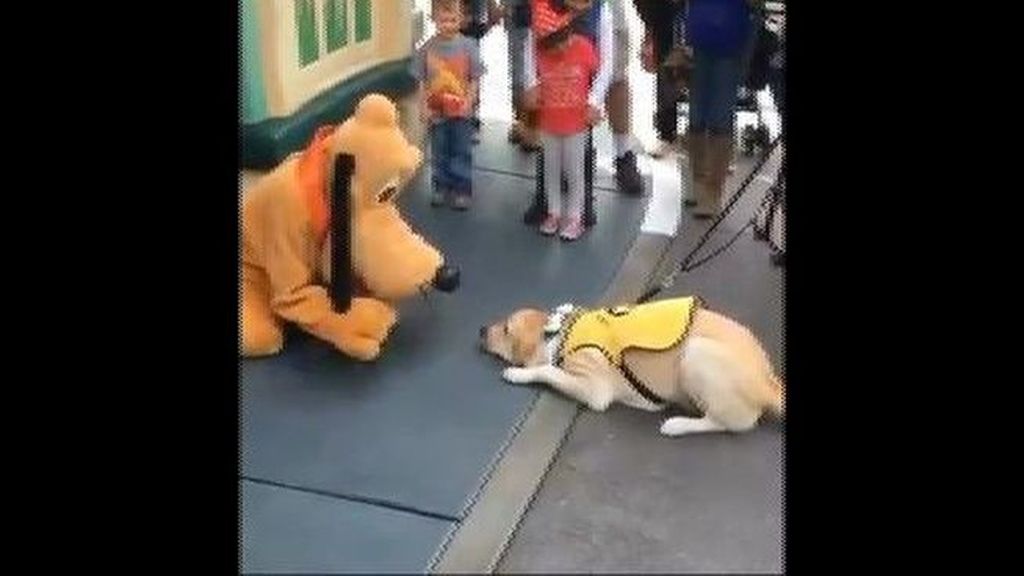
top-left (325, 0), bottom-right (348, 52)
top-left (241, 0), bottom-right (267, 123)
top-left (355, 0), bottom-right (372, 43)
top-left (295, 0), bottom-right (320, 67)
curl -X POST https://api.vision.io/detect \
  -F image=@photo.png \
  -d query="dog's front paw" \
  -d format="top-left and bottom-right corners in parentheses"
top-left (660, 417), bottom-right (691, 437)
top-left (502, 367), bottom-right (532, 385)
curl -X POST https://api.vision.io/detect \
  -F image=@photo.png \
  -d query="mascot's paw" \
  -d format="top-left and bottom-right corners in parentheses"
top-left (348, 297), bottom-right (398, 340)
top-left (241, 302), bottom-right (284, 358)
top-left (339, 336), bottom-right (383, 362)
top-left (241, 335), bottom-right (284, 358)
top-left (320, 298), bottom-right (395, 361)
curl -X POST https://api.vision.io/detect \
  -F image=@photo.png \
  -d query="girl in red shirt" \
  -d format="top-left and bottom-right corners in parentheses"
top-left (532, 13), bottom-right (599, 241)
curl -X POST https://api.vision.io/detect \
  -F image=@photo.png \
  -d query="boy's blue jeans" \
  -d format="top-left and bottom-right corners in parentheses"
top-left (430, 118), bottom-right (473, 195)
top-left (689, 50), bottom-right (743, 136)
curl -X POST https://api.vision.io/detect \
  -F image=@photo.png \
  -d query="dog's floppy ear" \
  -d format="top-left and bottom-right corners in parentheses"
top-left (511, 336), bottom-right (536, 367)
top-left (511, 311), bottom-right (546, 365)
top-left (330, 153), bottom-right (355, 313)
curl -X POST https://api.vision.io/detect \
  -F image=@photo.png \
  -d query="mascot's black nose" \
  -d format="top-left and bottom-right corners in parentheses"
top-left (479, 326), bottom-right (487, 338)
top-left (432, 264), bottom-right (460, 293)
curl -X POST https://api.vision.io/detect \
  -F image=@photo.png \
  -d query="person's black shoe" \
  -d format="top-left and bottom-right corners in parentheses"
top-left (614, 151), bottom-right (645, 196)
top-left (525, 159), bottom-right (548, 224)
top-left (737, 89), bottom-right (757, 111)
top-left (523, 198), bottom-right (546, 225)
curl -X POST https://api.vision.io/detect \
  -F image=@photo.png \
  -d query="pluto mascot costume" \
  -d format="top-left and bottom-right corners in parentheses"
top-left (241, 94), bottom-right (460, 361)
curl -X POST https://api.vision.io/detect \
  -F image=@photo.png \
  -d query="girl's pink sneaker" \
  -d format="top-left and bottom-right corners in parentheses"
top-left (539, 214), bottom-right (560, 236)
top-left (559, 218), bottom-right (584, 241)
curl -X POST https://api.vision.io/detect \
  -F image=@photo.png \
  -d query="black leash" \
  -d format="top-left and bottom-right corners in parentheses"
top-left (637, 136), bottom-right (783, 304)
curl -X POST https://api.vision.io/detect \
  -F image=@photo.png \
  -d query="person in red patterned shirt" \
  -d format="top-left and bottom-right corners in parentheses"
top-left (532, 7), bottom-right (600, 241)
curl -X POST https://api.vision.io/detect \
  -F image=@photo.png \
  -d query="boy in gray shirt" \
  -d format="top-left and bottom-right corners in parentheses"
top-left (411, 0), bottom-right (486, 210)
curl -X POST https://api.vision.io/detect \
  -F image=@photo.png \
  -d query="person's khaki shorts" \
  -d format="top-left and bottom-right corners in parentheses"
top-left (612, 28), bottom-right (629, 83)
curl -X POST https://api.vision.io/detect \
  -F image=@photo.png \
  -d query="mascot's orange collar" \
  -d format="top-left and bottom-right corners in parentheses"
top-left (296, 125), bottom-right (337, 241)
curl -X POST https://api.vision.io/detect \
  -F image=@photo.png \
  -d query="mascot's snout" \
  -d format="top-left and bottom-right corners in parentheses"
top-left (432, 264), bottom-right (460, 293)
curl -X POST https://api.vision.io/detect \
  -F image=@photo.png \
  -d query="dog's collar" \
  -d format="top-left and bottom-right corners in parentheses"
top-left (543, 303), bottom-right (576, 364)
top-left (543, 331), bottom-right (562, 366)
top-left (544, 303), bottom-right (577, 335)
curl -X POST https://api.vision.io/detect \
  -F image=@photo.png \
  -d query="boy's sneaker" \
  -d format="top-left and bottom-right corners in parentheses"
top-left (559, 218), bottom-right (584, 241)
top-left (431, 188), bottom-right (446, 207)
top-left (539, 214), bottom-right (560, 236)
top-left (451, 193), bottom-right (472, 211)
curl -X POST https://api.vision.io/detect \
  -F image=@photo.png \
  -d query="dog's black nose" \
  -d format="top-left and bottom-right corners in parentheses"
top-left (432, 264), bottom-right (460, 293)
top-left (479, 326), bottom-right (487, 338)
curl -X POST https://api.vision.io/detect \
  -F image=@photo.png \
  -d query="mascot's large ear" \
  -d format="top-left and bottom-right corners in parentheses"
top-left (330, 153), bottom-right (355, 313)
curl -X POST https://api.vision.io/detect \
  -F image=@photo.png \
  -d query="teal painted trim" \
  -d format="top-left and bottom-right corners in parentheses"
top-left (242, 58), bottom-right (418, 170)
top-left (241, 0), bottom-right (268, 123)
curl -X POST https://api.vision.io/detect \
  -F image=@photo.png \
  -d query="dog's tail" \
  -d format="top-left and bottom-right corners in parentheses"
top-left (763, 370), bottom-right (785, 418)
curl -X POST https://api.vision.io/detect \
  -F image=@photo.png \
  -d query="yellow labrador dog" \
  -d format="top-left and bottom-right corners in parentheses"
top-left (480, 297), bottom-right (784, 436)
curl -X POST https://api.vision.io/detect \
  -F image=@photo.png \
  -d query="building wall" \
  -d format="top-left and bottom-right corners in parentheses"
top-left (246, 0), bottom-right (414, 122)
top-left (241, 0), bottom-right (269, 124)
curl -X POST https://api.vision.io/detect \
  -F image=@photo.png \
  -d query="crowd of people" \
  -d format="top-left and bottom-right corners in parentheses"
top-left (413, 0), bottom-right (782, 239)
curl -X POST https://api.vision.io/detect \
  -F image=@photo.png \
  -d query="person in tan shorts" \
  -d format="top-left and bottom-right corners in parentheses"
top-left (604, 0), bottom-right (643, 195)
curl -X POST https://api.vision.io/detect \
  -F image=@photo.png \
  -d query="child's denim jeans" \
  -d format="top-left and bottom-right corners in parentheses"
top-left (689, 52), bottom-right (743, 136)
top-left (430, 118), bottom-right (473, 195)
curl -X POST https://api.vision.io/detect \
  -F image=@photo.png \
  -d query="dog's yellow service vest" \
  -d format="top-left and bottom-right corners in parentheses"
top-left (555, 297), bottom-right (700, 404)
